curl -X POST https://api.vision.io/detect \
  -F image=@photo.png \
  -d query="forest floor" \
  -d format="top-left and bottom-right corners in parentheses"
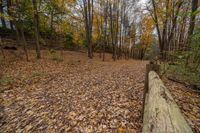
top-left (0, 50), bottom-right (199, 133)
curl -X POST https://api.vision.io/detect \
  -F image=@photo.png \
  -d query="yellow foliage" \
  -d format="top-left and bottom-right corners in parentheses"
top-left (140, 15), bottom-right (154, 48)
top-left (93, 12), bottom-right (104, 42)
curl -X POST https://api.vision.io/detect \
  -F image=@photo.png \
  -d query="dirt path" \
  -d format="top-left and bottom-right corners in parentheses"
top-left (0, 51), bottom-right (147, 132)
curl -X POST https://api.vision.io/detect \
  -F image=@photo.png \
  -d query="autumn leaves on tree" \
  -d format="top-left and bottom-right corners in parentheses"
top-left (151, 0), bottom-right (199, 58)
top-left (0, 0), bottom-right (199, 63)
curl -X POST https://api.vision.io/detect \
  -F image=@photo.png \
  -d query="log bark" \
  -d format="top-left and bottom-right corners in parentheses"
top-left (142, 64), bottom-right (160, 120)
top-left (142, 71), bottom-right (193, 133)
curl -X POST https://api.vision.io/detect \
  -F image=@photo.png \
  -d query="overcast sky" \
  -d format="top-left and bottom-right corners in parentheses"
top-left (140, 0), bottom-right (148, 4)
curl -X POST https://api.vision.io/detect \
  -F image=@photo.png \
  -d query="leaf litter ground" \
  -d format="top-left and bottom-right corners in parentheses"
top-left (0, 50), bottom-right (199, 133)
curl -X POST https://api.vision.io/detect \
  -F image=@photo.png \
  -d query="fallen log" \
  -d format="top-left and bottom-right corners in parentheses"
top-left (167, 76), bottom-right (200, 93)
top-left (142, 63), bottom-right (160, 119)
top-left (142, 71), bottom-right (193, 133)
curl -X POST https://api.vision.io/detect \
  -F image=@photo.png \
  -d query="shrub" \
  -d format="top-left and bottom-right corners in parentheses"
top-left (64, 33), bottom-right (74, 49)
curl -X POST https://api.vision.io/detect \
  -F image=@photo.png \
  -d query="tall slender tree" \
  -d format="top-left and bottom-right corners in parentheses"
top-left (188, 0), bottom-right (199, 39)
top-left (0, 0), bottom-right (6, 28)
top-left (32, 0), bottom-right (41, 59)
top-left (83, 0), bottom-right (94, 58)
top-left (7, 0), bottom-right (13, 30)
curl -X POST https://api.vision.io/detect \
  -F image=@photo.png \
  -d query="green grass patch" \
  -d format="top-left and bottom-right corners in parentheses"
top-left (162, 63), bottom-right (200, 87)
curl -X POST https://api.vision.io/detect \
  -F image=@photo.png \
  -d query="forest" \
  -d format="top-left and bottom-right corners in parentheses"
top-left (0, 0), bottom-right (199, 132)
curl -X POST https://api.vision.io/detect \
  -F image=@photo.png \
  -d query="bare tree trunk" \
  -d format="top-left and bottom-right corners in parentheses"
top-left (114, 0), bottom-right (119, 61)
top-left (7, 0), bottom-right (13, 30)
top-left (97, 9), bottom-right (103, 59)
top-left (90, 0), bottom-right (94, 58)
top-left (83, 0), bottom-right (89, 55)
top-left (185, 0), bottom-right (198, 66)
top-left (83, 0), bottom-right (93, 59)
top-left (161, 0), bottom-right (170, 59)
top-left (88, 0), bottom-right (93, 58)
top-left (50, 10), bottom-right (54, 46)
top-left (188, 0), bottom-right (199, 41)
top-left (102, 0), bottom-right (108, 62)
top-left (0, 0), bottom-right (6, 28)
top-left (151, 0), bottom-right (162, 57)
top-left (178, 6), bottom-right (188, 50)
top-left (14, 0), bottom-right (28, 61)
top-left (168, 1), bottom-right (183, 49)
top-left (109, 2), bottom-right (115, 61)
top-left (32, 0), bottom-right (41, 59)
top-left (14, 23), bottom-right (21, 44)
top-left (20, 22), bottom-right (29, 61)
top-left (118, 13), bottom-right (122, 59)
top-left (0, 37), bottom-right (5, 58)
top-left (9, 0), bottom-right (20, 45)
top-left (118, 2), bottom-right (124, 60)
